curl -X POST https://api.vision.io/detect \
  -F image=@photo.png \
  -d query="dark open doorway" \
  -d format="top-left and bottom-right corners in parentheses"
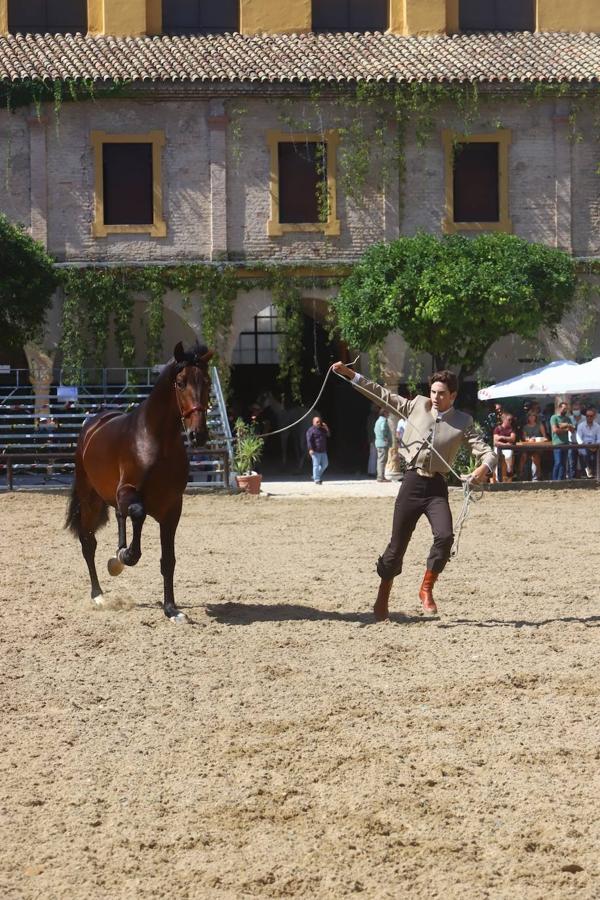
top-left (229, 303), bottom-right (371, 476)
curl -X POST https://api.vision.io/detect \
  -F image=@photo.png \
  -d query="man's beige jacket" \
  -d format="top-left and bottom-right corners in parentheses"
top-left (353, 375), bottom-right (497, 476)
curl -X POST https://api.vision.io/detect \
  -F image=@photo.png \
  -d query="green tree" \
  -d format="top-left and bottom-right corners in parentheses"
top-left (0, 213), bottom-right (57, 352)
top-left (334, 233), bottom-right (577, 378)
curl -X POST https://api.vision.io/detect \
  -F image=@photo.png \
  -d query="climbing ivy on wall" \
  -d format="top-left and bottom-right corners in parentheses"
top-left (58, 264), bottom-right (346, 399)
top-left (271, 81), bottom-right (600, 221)
top-left (0, 77), bottom-right (129, 116)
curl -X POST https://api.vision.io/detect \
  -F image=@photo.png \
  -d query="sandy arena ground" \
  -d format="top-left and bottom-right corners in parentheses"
top-left (1, 488), bottom-right (599, 899)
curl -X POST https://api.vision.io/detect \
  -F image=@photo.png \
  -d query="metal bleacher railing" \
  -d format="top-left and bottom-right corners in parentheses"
top-left (0, 365), bottom-right (234, 491)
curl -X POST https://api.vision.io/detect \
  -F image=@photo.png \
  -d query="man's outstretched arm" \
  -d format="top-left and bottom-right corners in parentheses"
top-left (331, 362), bottom-right (415, 419)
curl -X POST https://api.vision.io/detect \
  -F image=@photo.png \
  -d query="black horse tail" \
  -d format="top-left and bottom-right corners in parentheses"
top-left (65, 480), bottom-right (108, 537)
top-left (65, 482), bottom-right (82, 536)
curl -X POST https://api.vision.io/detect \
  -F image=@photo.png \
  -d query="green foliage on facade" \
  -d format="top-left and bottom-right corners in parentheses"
top-left (58, 264), bottom-right (345, 398)
top-left (334, 233), bottom-right (578, 376)
top-left (0, 213), bottom-right (57, 352)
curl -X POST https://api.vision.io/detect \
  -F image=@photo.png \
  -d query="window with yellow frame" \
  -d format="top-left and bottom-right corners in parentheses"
top-left (91, 131), bottom-right (167, 238)
top-left (267, 130), bottom-right (340, 237)
top-left (442, 130), bottom-right (511, 234)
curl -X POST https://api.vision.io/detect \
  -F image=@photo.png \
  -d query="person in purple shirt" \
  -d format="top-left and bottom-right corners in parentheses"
top-left (306, 415), bottom-right (331, 484)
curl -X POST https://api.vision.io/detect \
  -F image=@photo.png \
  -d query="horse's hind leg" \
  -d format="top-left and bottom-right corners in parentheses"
top-left (159, 501), bottom-right (186, 624)
top-left (66, 473), bottom-right (108, 605)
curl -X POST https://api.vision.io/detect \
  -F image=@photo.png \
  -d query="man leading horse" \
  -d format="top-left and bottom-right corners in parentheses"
top-left (333, 363), bottom-right (496, 621)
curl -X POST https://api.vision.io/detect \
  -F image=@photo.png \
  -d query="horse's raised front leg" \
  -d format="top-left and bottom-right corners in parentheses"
top-left (159, 500), bottom-right (186, 624)
top-left (116, 483), bottom-right (146, 567)
top-left (107, 511), bottom-right (127, 576)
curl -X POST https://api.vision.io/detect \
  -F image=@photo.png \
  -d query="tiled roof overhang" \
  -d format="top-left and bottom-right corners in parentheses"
top-left (0, 30), bottom-right (599, 85)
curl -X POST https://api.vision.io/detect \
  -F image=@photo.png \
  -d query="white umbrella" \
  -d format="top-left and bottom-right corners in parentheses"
top-left (477, 359), bottom-right (579, 400)
top-left (554, 356), bottom-right (600, 394)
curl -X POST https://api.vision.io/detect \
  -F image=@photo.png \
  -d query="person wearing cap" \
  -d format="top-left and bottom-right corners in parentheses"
top-left (332, 362), bottom-right (496, 620)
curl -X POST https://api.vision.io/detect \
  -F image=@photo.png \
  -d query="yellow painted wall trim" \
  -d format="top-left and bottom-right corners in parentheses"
top-left (146, 0), bottom-right (162, 35)
top-left (266, 130), bottom-right (341, 238)
top-left (88, 0), bottom-right (147, 36)
top-left (446, 0), bottom-right (459, 34)
top-left (404, 0), bottom-right (446, 35)
top-left (442, 129), bottom-right (512, 234)
top-left (387, 0), bottom-right (404, 34)
top-left (241, 0), bottom-right (310, 35)
top-left (537, 0), bottom-right (600, 33)
top-left (91, 130), bottom-right (167, 237)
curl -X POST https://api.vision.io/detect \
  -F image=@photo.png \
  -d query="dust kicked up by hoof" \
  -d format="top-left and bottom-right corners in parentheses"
top-left (107, 556), bottom-right (125, 577)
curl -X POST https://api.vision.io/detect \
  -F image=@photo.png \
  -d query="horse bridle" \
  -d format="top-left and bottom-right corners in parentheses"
top-left (174, 360), bottom-right (211, 427)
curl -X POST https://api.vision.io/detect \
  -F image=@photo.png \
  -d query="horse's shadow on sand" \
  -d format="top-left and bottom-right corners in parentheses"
top-left (201, 603), bottom-right (600, 630)
top-left (202, 602), bottom-right (432, 627)
top-left (135, 602), bottom-right (600, 629)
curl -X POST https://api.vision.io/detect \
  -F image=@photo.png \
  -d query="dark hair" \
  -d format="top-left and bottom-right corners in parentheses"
top-left (429, 370), bottom-right (458, 394)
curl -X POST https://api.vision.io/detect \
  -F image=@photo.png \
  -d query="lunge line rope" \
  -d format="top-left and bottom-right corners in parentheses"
top-left (255, 358), bottom-right (484, 555)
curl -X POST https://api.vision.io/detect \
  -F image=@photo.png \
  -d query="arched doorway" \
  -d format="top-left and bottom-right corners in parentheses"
top-left (229, 298), bottom-right (371, 475)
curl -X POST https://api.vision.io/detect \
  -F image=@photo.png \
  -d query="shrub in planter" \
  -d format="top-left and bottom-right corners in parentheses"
top-left (233, 418), bottom-right (264, 494)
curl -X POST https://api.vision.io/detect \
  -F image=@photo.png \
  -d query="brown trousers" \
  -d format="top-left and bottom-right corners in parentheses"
top-left (376, 470), bottom-right (454, 580)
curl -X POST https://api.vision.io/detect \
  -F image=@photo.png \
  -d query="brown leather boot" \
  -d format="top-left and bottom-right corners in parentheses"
top-left (374, 578), bottom-right (393, 621)
top-left (418, 570), bottom-right (438, 614)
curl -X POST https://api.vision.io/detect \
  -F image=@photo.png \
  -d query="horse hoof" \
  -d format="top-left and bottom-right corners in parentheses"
top-left (169, 611), bottom-right (188, 625)
top-left (108, 556), bottom-right (125, 576)
top-left (91, 594), bottom-right (105, 607)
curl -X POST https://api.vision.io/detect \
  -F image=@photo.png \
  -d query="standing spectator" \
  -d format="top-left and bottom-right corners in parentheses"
top-left (521, 410), bottom-right (547, 481)
top-left (567, 401), bottom-right (584, 478)
top-left (493, 411), bottom-right (517, 482)
top-left (366, 405), bottom-right (379, 477)
top-left (306, 415), bottom-right (330, 485)
top-left (374, 408), bottom-right (392, 483)
top-left (483, 401), bottom-right (504, 444)
top-left (576, 407), bottom-right (600, 478)
top-left (550, 400), bottom-right (574, 480)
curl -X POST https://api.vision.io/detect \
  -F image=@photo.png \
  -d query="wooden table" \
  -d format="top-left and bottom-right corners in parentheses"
top-left (512, 441), bottom-right (600, 481)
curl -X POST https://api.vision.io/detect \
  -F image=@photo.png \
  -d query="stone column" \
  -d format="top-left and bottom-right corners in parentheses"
top-left (28, 116), bottom-right (48, 249)
top-left (24, 342), bottom-right (55, 423)
top-left (207, 100), bottom-right (228, 261)
top-left (553, 99), bottom-right (572, 253)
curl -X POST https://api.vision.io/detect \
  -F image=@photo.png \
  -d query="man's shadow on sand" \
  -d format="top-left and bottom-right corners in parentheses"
top-left (200, 602), bottom-right (600, 629)
top-left (202, 601), bottom-right (431, 627)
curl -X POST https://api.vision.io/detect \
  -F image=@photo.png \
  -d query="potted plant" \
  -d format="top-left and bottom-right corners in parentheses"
top-left (233, 417), bottom-right (264, 494)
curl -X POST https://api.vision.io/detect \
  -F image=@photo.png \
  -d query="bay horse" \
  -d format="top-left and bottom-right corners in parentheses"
top-left (65, 342), bottom-right (213, 623)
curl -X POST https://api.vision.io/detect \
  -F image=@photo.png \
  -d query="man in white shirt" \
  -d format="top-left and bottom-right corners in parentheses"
top-left (576, 407), bottom-right (600, 478)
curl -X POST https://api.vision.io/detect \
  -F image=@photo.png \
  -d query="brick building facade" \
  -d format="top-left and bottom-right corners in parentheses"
top-left (1, 1), bottom-right (599, 409)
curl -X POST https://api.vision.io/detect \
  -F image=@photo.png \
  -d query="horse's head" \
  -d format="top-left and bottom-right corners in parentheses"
top-left (173, 341), bottom-right (213, 447)
top-left (256, 390), bottom-right (276, 413)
